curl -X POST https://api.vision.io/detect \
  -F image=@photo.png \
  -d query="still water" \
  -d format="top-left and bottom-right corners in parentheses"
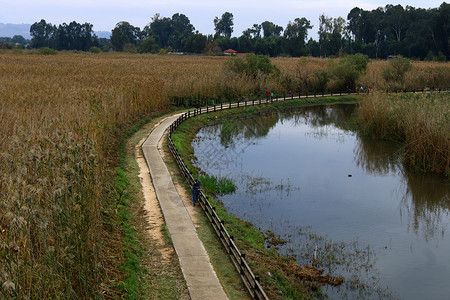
top-left (192, 104), bottom-right (450, 300)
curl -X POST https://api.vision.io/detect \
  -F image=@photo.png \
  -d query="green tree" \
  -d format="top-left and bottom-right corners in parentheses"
top-left (382, 55), bottom-right (413, 85)
top-left (261, 21), bottom-right (283, 37)
top-left (30, 19), bottom-right (56, 48)
top-left (138, 36), bottom-right (159, 53)
top-left (169, 13), bottom-right (195, 50)
top-left (225, 54), bottom-right (280, 79)
top-left (11, 35), bottom-right (26, 44)
top-left (144, 14), bottom-right (172, 48)
top-left (332, 53), bottom-right (369, 90)
top-left (214, 12), bottom-right (234, 38)
top-left (283, 17), bottom-right (312, 57)
top-left (319, 14), bottom-right (346, 57)
top-left (184, 32), bottom-right (207, 53)
top-left (111, 21), bottom-right (140, 51)
top-left (54, 21), bottom-right (97, 51)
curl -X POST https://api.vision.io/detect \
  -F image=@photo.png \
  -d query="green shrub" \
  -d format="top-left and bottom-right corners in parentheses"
top-left (225, 53), bottom-right (280, 79)
top-left (89, 46), bottom-right (101, 53)
top-left (382, 55), bottom-right (412, 83)
top-left (332, 53), bottom-right (369, 90)
top-left (38, 47), bottom-right (58, 55)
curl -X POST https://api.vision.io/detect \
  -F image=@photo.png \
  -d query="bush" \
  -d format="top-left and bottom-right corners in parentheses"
top-left (331, 53), bottom-right (369, 90)
top-left (89, 46), bottom-right (101, 53)
top-left (138, 37), bottom-right (159, 54)
top-left (433, 51), bottom-right (447, 62)
top-left (123, 43), bottom-right (137, 53)
top-left (382, 55), bottom-right (412, 84)
top-left (38, 47), bottom-right (58, 55)
top-left (225, 54), bottom-right (280, 79)
top-left (312, 70), bottom-right (330, 93)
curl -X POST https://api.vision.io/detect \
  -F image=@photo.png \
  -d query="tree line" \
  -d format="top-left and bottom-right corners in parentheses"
top-left (24, 2), bottom-right (449, 60)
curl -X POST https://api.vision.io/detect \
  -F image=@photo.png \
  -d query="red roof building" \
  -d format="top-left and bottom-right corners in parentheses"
top-left (223, 49), bottom-right (238, 55)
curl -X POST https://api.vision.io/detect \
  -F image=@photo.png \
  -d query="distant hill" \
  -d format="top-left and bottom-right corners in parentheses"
top-left (0, 23), bottom-right (31, 39)
top-left (0, 23), bottom-right (111, 39)
top-left (96, 31), bottom-right (111, 39)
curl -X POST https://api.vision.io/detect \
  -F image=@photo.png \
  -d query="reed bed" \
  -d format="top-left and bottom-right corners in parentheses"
top-left (0, 52), bottom-right (448, 298)
top-left (357, 92), bottom-right (449, 176)
top-left (0, 53), bottom-right (168, 298)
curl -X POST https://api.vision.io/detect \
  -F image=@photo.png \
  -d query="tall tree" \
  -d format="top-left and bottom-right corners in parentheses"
top-left (283, 17), bottom-right (312, 57)
top-left (169, 13), bottom-right (195, 50)
top-left (261, 21), bottom-right (283, 37)
top-left (214, 12), bottom-right (234, 38)
top-left (111, 21), bottom-right (141, 51)
top-left (30, 19), bottom-right (56, 48)
top-left (318, 14), bottom-right (345, 57)
top-left (145, 14), bottom-right (173, 48)
top-left (184, 32), bottom-right (207, 53)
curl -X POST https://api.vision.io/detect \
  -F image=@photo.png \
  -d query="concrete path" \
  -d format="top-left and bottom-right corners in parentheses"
top-left (142, 114), bottom-right (228, 300)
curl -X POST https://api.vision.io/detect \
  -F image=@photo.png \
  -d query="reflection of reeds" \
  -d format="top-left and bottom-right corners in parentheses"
top-left (357, 93), bottom-right (450, 176)
top-left (353, 136), bottom-right (402, 175)
top-left (399, 170), bottom-right (450, 241)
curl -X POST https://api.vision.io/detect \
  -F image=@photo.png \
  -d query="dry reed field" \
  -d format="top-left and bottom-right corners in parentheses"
top-left (0, 52), bottom-right (448, 298)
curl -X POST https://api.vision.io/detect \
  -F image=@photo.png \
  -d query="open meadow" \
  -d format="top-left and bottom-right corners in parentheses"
top-left (0, 51), bottom-right (448, 298)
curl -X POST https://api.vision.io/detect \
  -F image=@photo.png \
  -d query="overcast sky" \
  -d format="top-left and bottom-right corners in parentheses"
top-left (0, 0), bottom-right (445, 39)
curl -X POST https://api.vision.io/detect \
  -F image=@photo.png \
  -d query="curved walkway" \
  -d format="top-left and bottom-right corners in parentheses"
top-left (141, 114), bottom-right (228, 300)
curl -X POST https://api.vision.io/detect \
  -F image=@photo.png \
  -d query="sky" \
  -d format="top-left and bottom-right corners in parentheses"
top-left (0, 0), bottom-right (445, 39)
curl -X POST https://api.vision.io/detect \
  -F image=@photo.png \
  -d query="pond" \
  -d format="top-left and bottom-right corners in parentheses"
top-left (191, 104), bottom-right (450, 300)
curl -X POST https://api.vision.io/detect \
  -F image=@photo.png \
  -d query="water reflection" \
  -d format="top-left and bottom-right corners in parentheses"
top-left (400, 170), bottom-right (450, 241)
top-left (216, 105), bottom-right (358, 149)
top-left (192, 104), bottom-right (450, 300)
top-left (353, 136), bottom-right (402, 175)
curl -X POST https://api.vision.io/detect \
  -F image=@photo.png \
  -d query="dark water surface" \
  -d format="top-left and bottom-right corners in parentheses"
top-left (192, 104), bottom-right (450, 300)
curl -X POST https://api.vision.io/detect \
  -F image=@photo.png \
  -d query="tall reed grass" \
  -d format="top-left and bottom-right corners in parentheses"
top-left (0, 53), bottom-right (168, 298)
top-left (357, 92), bottom-right (449, 176)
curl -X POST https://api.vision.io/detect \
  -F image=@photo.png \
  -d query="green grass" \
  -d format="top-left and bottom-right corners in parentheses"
top-left (115, 164), bottom-right (143, 299)
top-left (199, 174), bottom-right (236, 194)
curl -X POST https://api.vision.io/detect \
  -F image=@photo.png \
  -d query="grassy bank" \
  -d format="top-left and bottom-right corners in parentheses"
top-left (171, 96), bottom-right (357, 299)
top-left (357, 92), bottom-right (449, 176)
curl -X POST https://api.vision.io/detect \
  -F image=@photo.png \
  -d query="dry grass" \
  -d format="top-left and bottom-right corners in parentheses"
top-left (0, 51), bottom-right (448, 298)
top-left (357, 92), bottom-right (449, 176)
top-left (0, 53), bottom-right (168, 298)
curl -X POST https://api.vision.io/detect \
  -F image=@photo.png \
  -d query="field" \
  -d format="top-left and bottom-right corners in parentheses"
top-left (0, 52), bottom-right (448, 298)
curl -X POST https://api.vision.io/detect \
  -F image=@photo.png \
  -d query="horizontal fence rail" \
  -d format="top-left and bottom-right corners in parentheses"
top-left (166, 88), bottom-right (449, 299)
top-left (169, 88), bottom-right (449, 107)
